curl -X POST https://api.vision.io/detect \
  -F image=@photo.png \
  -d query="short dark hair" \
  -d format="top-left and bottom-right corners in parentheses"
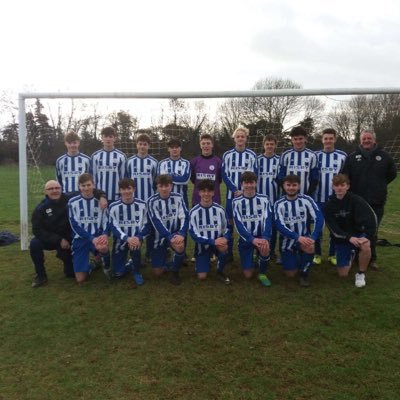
top-left (199, 133), bottom-right (214, 142)
top-left (263, 134), bottom-right (277, 144)
top-left (282, 174), bottom-right (300, 184)
top-left (240, 171), bottom-right (257, 183)
top-left (290, 126), bottom-right (307, 137)
top-left (78, 173), bottom-right (94, 185)
top-left (101, 126), bottom-right (117, 137)
top-left (197, 179), bottom-right (215, 192)
top-left (136, 134), bottom-right (151, 144)
top-left (156, 174), bottom-right (173, 185)
top-left (332, 174), bottom-right (350, 186)
top-left (64, 130), bottom-right (80, 143)
top-left (167, 138), bottom-right (182, 148)
top-left (119, 178), bottom-right (135, 189)
top-left (322, 128), bottom-right (337, 136)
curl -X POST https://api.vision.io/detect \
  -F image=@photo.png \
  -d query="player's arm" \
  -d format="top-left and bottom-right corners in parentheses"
top-left (172, 160), bottom-right (191, 185)
top-left (137, 205), bottom-right (151, 240)
top-left (307, 153), bottom-right (319, 196)
top-left (109, 206), bottom-right (129, 242)
top-left (176, 198), bottom-right (189, 237)
top-left (261, 203), bottom-right (273, 241)
top-left (307, 197), bottom-right (324, 240)
top-left (55, 159), bottom-right (63, 190)
top-left (277, 154), bottom-right (287, 188)
top-left (273, 202), bottom-right (300, 240)
top-left (324, 202), bottom-right (349, 241)
top-left (232, 200), bottom-right (254, 243)
top-left (148, 198), bottom-right (173, 240)
top-left (222, 209), bottom-right (233, 241)
top-left (221, 155), bottom-right (238, 192)
top-left (386, 156), bottom-right (397, 184)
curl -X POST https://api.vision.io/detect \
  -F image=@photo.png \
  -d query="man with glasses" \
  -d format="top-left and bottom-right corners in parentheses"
top-left (30, 180), bottom-right (106, 288)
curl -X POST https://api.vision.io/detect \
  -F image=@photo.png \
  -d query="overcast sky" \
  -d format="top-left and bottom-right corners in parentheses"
top-left (1, 0), bottom-right (399, 96)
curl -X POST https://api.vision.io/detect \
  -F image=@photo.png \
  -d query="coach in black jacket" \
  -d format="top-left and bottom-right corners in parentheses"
top-left (30, 180), bottom-right (106, 288)
top-left (342, 129), bottom-right (397, 269)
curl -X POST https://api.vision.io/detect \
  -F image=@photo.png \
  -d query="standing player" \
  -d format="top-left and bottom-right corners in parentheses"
top-left (56, 130), bottom-right (91, 193)
top-left (68, 174), bottom-right (111, 283)
top-left (278, 126), bottom-right (319, 196)
top-left (274, 175), bottom-right (324, 287)
top-left (222, 127), bottom-right (258, 259)
top-left (313, 128), bottom-right (347, 266)
top-left (232, 172), bottom-right (273, 287)
top-left (324, 174), bottom-right (377, 288)
top-left (126, 133), bottom-right (158, 261)
top-left (148, 174), bottom-right (189, 285)
top-left (157, 138), bottom-right (191, 207)
top-left (91, 126), bottom-right (127, 203)
top-left (190, 133), bottom-right (222, 207)
top-left (109, 178), bottom-right (150, 286)
top-left (257, 134), bottom-right (280, 258)
top-left (126, 134), bottom-right (158, 202)
top-left (189, 179), bottom-right (232, 284)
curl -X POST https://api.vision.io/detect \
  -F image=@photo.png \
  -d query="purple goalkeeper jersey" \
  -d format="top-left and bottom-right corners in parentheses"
top-left (190, 154), bottom-right (222, 206)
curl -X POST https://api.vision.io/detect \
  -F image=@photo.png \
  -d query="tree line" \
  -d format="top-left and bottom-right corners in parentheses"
top-left (1, 77), bottom-right (400, 165)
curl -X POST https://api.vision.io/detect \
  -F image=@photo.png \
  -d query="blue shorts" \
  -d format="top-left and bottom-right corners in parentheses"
top-left (281, 250), bottom-right (300, 271)
top-left (281, 249), bottom-right (313, 271)
top-left (151, 241), bottom-right (170, 268)
top-left (336, 242), bottom-right (358, 268)
top-left (238, 239), bottom-right (257, 270)
top-left (195, 247), bottom-right (216, 273)
top-left (72, 238), bottom-right (97, 273)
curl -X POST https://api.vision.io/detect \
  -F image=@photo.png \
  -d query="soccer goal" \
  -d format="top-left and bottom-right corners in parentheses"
top-left (18, 87), bottom-right (400, 250)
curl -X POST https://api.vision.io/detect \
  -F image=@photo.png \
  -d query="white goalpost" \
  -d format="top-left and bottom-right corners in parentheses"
top-left (18, 87), bottom-right (400, 250)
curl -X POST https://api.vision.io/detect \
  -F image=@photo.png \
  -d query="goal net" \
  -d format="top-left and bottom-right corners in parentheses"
top-left (18, 89), bottom-right (400, 249)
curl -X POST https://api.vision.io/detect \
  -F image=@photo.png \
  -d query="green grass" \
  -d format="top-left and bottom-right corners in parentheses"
top-left (1, 165), bottom-right (400, 399)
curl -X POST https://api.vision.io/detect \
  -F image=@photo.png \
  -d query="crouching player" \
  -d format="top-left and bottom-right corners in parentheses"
top-left (109, 178), bottom-right (150, 286)
top-left (232, 172), bottom-right (273, 287)
top-left (324, 174), bottom-right (377, 288)
top-left (68, 173), bottom-right (111, 283)
top-left (274, 175), bottom-right (324, 287)
top-left (189, 179), bottom-right (232, 284)
top-left (148, 174), bottom-right (189, 285)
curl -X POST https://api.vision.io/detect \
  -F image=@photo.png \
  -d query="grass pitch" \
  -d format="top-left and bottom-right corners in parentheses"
top-left (0, 166), bottom-right (399, 399)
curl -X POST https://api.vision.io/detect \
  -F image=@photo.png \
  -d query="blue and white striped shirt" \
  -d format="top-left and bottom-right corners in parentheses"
top-left (222, 148), bottom-right (258, 200)
top-left (278, 148), bottom-right (318, 194)
top-left (189, 203), bottom-right (232, 253)
top-left (157, 158), bottom-right (191, 206)
top-left (314, 150), bottom-right (347, 204)
top-left (257, 154), bottom-right (280, 204)
top-left (148, 192), bottom-right (189, 248)
top-left (109, 198), bottom-right (150, 251)
top-left (232, 194), bottom-right (273, 243)
top-left (274, 194), bottom-right (324, 252)
top-left (68, 195), bottom-right (109, 241)
top-left (126, 155), bottom-right (158, 202)
top-left (56, 153), bottom-right (91, 193)
top-left (91, 148), bottom-right (127, 202)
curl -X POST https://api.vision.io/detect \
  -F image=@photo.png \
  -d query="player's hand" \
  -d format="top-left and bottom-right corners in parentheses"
top-left (127, 236), bottom-right (141, 250)
top-left (215, 237), bottom-right (228, 253)
top-left (234, 190), bottom-right (242, 197)
top-left (93, 235), bottom-right (108, 253)
top-left (99, 197), bottom-right (108, 210)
